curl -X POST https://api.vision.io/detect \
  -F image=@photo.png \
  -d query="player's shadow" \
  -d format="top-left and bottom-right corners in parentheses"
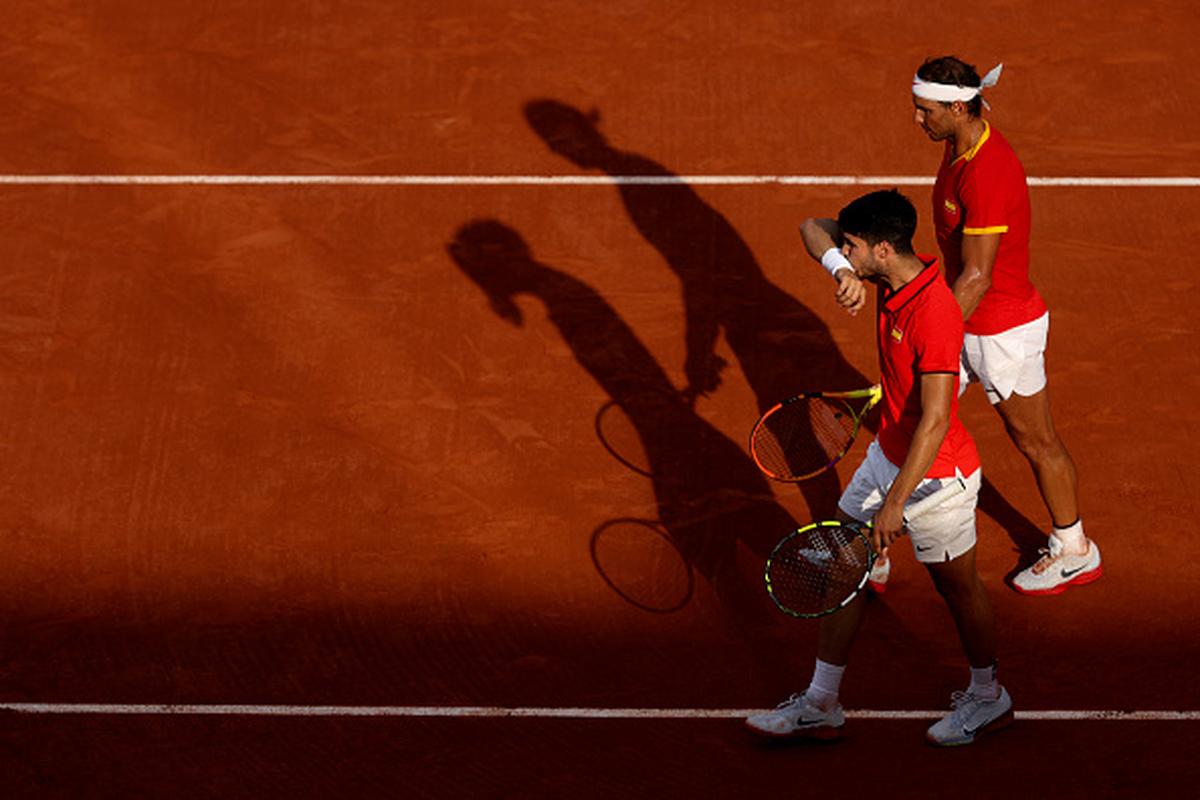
top-left (524, 99), bottom-right (867, 516)
top-left (522, 99), bottom-right (1044, 568)
top-left (979, 479), bottom-right (1051, 583)
top-left (447, 219), bottom-right (796, 628)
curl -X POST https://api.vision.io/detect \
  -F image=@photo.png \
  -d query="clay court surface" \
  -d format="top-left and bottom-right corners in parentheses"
top-left (1, 1), bottom-right (1199, 796)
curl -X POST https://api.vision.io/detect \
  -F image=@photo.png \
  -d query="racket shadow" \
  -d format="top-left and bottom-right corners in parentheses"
top-left (593, 399), bottom-right (655, 479)
top-left (589, 518), bottom-right (694, 613)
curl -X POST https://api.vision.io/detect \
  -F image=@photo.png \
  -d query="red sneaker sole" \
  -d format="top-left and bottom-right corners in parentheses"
top-left (926, 707), bottom-right (1015, 747)
top-left (1015, 564), bottom-right (1103, 596)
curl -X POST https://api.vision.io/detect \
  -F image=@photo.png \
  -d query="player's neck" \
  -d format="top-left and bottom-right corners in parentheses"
top-left (952, 117), bottom-right (988, 158)
top-left (882, 254), bottom-right (927, 291)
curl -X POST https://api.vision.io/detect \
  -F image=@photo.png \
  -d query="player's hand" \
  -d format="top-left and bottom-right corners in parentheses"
top-left (871, 501), bottom-right (906, 553)
top-left (683, 354), bottom-right (727, 400)
top-left (834, 269), bottom-right (867, 316)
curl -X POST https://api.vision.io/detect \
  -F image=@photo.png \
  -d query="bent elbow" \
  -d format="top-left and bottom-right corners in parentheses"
top-left (965, 267), bottom-right (992, 292)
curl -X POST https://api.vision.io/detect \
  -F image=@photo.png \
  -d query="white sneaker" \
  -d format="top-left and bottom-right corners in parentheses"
top-left (926, 687), bottom-right (1013, 746)
top-left (744, 692), bottom-right (844, 740)
top-left (868, 555), bottom-right (890, 594)
top-left (1013, 535), bottom-right (1102, 596)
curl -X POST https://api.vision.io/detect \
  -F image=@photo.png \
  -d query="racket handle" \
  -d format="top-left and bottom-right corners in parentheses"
top-left (901, 476), bottom-right (969, 524)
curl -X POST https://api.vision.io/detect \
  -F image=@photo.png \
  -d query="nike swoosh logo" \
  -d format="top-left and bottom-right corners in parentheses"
top-left (1061, 565), bottom-right (1089, 579)
top-left (916, 544), bottom-right (934, 552)
top-left (964, 717), bottom-right (996, 736)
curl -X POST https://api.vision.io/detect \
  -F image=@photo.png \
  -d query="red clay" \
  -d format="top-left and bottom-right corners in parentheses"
top-left (1, 1), bottom-right (1199, 796)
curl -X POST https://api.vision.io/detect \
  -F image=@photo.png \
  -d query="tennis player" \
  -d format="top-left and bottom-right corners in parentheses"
top-left (906, 56), bottom-right (1100, 595)
top-left (745, 190), bottom-right (1011, 745)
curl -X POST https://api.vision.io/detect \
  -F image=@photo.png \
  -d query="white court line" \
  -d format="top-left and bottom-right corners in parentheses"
top-left (0, 174), bottom-right (1197, 187)
top-left (2, 704), bottom-right (1198, 720)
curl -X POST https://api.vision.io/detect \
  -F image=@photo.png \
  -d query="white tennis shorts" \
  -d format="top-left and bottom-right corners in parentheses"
top-left (960, 311), bottom-right (1050, 405)
top-left (838, 440), bottom-right (982, 564)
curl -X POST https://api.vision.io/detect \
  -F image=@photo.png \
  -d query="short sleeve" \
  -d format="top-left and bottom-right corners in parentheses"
top-left (959, 156), bottom-right (1015, 235)
top-left (910, 296), bottom-right (964, 374)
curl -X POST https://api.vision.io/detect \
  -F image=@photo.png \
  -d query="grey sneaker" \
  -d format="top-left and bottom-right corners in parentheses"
top-left (744, 692), bottom-right (844, 740)
top-left (1014, 535), bottom-right (1102, 596)
top-left (926, 687), bottom-right (1013, 746)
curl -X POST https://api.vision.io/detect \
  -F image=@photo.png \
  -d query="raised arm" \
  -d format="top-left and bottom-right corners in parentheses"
top-left (798, 217), bottom-right (867, 315)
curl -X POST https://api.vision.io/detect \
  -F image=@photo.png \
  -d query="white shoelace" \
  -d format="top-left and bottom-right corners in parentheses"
top-left (776, 693), bottom-right (804, 710)
top-left (949, 689), bottom-right (1001, 721)
top-left (1031, 536), bottom-right (1066, 574)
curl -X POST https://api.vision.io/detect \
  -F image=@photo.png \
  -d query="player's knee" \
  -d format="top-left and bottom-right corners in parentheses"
top-left (1010, 426), bottom-right (1060, 463)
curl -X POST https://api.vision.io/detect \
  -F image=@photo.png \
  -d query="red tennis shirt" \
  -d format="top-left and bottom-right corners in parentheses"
top-left (932, 123), bottom-right (1047, 335)
top-left (876, 257), bottom-right (980, 479)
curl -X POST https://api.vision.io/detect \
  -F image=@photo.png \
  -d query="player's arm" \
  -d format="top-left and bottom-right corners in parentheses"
top-left (798, 217), bottom-right (867, 315)
top-left (953, 232), bottom-right (1001, 321)
top-left (871, 372), bottom-right (954, 552)
top-left (681, 285), bottom-right (726, 401)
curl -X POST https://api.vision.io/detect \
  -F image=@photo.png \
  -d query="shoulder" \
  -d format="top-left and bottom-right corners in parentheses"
top-left (913, 280), bottom-right (964, 334)
top-left (975, 128), bottom-right (1025, 175)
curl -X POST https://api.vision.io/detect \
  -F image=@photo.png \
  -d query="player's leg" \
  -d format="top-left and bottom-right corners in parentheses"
top-left (1000, 392), bottom-right (1104, 594)
top-left (925, 546), bottom-right (996, 667)
top-left (815, 533), bottom-right (870, 668)
top-left (743, 580), bottom-right (860, 740)
top-left (994, 378), bottom-right (1102, 595)
top-left (971, 313), bottom-right (1101, 594)
top-left (922, 547), bottom-right (1013, 746)
top-left (968, 313), bottom-right (1078, 526)
top-left (745, 447), bottom-right (889, 740)
top-left (904, 469), bottom-right (1011, 745)
top-left (994, 386), bottom-right (1079, 530)
top-left (906, 469), bottom-right (991, 665)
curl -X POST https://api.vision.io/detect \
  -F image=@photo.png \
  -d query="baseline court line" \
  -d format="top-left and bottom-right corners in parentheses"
top-left (2, 703), bottom-right (1198, 720)
top-left (0, 175), bottom-right (1197, 187)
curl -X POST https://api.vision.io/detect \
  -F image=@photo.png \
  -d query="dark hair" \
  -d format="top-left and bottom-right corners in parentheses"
top-left (917, 55), bottom-right (983, 117)
top-left (837, 190), bottom-right (917, 255)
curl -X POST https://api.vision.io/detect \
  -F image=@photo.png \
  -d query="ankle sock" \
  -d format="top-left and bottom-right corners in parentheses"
top-left (969, 663), bottom-right (1000, 700)
top-left (806, 659), bottom-right (845, 711)
top-left (1052, 519), bottom-right (1086, 553)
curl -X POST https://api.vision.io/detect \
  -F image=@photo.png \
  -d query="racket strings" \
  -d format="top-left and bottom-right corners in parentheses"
top-left (752, 397), bottom-right (860, 480)
top-left (767, 525), bottom-right (873, 616)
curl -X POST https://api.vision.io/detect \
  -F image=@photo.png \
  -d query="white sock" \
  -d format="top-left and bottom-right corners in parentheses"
top-left (1053, 519), bottom-right (1087, 553)
top-left (806, 659), bottom-right (845, 711)
top-left (969, 664), bottom-right (1000, 700)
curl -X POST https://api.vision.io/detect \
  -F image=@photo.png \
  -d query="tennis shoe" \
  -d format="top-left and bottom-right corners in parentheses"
top-left (868, 554), bottom-right (890, 594)
top-left (925, 686), bottom-right (1013, 746)
top-left (1013, 535), bottom-right (1102, 596)
top-left (744, 692), bottom-right (844, 741)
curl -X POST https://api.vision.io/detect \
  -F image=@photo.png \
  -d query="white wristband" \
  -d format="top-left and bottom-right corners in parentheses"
top-left (820, 247), bottom-right (853, 280)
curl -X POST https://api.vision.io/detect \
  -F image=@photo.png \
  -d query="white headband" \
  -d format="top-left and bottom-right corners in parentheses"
top-left (912, 63), bottom-right (1003, 107)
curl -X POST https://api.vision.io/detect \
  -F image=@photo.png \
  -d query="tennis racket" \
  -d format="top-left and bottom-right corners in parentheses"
top-left (749, 385), bottom-right (882, 482)
top-left (764, 476), bottom-right (967, 619)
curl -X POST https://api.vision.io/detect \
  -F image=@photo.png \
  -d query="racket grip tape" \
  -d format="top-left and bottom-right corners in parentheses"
top-left (901, 475), bottom-right (969, 524)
